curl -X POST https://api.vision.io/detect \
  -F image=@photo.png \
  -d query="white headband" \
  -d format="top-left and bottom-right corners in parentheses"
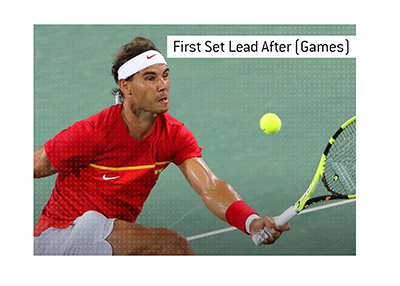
top-left (117, 50), bottom-right (168, 80)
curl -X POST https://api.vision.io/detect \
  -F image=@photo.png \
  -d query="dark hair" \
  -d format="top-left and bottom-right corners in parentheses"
top-left (111, 37), bottom-right (160, 102)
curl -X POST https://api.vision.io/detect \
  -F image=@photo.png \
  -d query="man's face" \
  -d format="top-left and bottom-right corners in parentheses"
top-left (125, 64), bottom-right (170, 115)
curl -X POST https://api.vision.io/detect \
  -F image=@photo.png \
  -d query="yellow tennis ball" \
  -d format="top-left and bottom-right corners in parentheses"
top-left (260, 113), bottom-right (281, 134)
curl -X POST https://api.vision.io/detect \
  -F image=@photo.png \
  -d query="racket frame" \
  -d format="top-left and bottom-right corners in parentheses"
top-left (252, 116), bottom-right (356, 246)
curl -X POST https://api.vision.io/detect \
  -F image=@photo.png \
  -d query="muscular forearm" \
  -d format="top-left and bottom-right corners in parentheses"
top-left (179, 157), bottom-right (241, 220)
top-left (199, 178), bottom-right (241, 221)
top-left (34, 145), bottom-right (57, 178)
top-left (179, 157), bottom-right (290, 244)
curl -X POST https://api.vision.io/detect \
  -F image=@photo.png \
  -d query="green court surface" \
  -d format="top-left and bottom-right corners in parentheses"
top-left (34, 25), bottom-right (356, 255)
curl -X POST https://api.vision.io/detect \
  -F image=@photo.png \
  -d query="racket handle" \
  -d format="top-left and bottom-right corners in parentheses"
top-left (252, 205), bottom-right (298, 246)
top-left (274, 205), bottom-right (298, 225)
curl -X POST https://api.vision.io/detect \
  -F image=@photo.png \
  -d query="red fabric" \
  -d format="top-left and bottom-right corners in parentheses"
top-left (34, 104), bottom-right (202, 236)
top-left (225, 200), bottom-right (258, 234)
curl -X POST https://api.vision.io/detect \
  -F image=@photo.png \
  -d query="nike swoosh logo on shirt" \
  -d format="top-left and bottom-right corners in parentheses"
top-left (147, 54), bottom-right (157, 59)
top-left (102, 174), bottom-right (120, 181)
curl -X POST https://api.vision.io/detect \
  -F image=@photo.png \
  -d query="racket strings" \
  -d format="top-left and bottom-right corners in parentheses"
top-left (324, 121), bottom-right (356, 196)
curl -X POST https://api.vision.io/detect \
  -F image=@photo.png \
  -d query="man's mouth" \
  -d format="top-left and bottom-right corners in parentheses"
top-left (158, 96), bottom-right (168, 103)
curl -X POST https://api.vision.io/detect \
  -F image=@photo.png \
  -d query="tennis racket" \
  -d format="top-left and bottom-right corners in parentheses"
top-left (253, 116), bottom-right (356, 246)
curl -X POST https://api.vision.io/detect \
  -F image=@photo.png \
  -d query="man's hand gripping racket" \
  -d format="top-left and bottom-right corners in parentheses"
top-left (253, 116), bottom-right (356, 246)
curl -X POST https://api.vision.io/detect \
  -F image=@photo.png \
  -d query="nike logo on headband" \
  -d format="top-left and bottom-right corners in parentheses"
top-left (118, 50), bottom-right (167, 80)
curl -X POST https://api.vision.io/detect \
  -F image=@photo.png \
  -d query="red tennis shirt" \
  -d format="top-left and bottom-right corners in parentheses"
top-left (34, 104), bottom-right (202, 236)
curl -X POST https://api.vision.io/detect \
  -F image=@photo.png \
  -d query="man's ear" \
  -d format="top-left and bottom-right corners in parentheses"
top-left (118, 79), bottom-right (131, 95)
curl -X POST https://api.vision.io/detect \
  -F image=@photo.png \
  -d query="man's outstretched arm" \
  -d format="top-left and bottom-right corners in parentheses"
top-left (34, 145), bottom-right (57, 178)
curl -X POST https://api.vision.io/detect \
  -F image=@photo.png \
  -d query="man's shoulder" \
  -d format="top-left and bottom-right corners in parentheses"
top-left (84, 104), bottom-right (120, 129)
top-left (160, 112), bottom-right (184, 127)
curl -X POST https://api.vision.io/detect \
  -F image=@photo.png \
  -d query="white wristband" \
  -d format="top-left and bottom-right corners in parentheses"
top-left (245, 214), bottom-right (260, 234)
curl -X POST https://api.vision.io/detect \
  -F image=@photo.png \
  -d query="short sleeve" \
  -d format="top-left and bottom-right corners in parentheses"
top-left (173, 125), bottom-right (202, 166)
top-left (44, 120), bottom-right (98, 173)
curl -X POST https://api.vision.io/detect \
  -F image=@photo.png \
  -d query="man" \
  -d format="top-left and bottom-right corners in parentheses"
top-left (34, 36), bottom-right (289, 255)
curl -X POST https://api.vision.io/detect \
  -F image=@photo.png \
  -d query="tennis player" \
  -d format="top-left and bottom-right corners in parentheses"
top-left (34, 37), bottom-right (290, 255)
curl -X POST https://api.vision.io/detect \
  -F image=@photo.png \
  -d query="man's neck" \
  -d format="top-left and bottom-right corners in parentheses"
top-left (121, 104), bottom-right (157, 141)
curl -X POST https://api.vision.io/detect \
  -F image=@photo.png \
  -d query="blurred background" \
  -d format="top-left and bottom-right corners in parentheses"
top-left (34, 25), bottom-right (356, 255)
